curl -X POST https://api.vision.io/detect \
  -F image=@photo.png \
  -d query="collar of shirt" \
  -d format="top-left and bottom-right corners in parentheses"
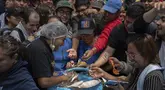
top-left (16, 22), bottom-right (29, 39)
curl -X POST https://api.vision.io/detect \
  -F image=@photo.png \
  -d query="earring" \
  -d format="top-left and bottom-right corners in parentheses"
top-left (50, 44), bottom-right (55, 51)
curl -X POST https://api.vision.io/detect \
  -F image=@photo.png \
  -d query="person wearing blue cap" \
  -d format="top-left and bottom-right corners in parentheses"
top-left (91, 0), bottom-right (165, 78)
top-left (82, 0), bottom-right (122, 60)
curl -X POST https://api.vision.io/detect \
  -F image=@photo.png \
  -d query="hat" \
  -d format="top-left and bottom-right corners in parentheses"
top-left (5, 8), bottom-right (22, 17)
top-left (103, 0), bottom-right (122, 14)
top-left (56, 0), bottom-right (74, 11)
top-left (91, 1), bottom-right (104, 9)
top-left (78, 17), bottom-right (95, 35)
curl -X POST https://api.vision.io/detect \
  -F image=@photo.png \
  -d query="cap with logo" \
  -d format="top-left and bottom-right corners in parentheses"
top-left (103, 0), bottom-right (122, 14)
top-left (78, 17), bottom-right (95, 35)
top-left (56, 0), bottom-right (74, 11)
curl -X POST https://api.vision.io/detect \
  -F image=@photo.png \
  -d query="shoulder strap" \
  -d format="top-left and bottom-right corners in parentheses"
top-left (0, 28), bottom-right (12, 36)
top-left (13, 28), bottom-right (25, 42)
top-left (137, 64), bottom-right (163, 90)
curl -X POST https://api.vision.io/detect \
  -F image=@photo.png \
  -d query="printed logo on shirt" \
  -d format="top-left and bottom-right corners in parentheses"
top-left (81, 20), bottom-right (90, 29)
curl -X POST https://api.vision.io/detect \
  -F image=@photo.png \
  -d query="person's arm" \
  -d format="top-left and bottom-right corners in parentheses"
top-left (37, 76), bottom-right (68, 88)
top-left (133, 2), bottom-right (165, 34)
top-left (93, 46), bottom-right (115, 67)
top-left (67, 18), bottom-right (79, 59)
top-left (93, 19), bottom-right (121, 53)
top-left (143, 1), bottom-right (165, 23)
top-left (72, 37), bottom-right (79, 51)
top-left (110, 57), bottom-right (133, 75)
top-left (82, 19), bottom-right (121, 60)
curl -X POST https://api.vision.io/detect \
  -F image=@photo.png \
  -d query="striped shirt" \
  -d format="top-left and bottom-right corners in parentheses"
top-left (127, 68), bottom-right (165, 90)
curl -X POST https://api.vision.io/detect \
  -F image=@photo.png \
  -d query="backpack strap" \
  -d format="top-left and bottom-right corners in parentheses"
top-left (0, 28), bottom-right (12, 36)
top-left (137, 64), bottom-right (163, 90)
top-left (13, 28), bottom-right (25, 42)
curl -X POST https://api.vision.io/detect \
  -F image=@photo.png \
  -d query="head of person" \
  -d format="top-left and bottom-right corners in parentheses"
top-left (119, 6), bottom-right (126, 22)
top-left (90, 1), bottom-right (104, 11)
top-left (78, 17), bottom-right (96, 45)
top-left (125, 2), bottom-right (145, 31)
top-left (156, 15), bottom-right (165, 39)
top-left (0, 35), bottom-right (20, 74)
top-left (13, 0), bottom-right (28, 7)
top-left (5, 0), bottom-right (14, 8)
top-left (75, 0), bottom-right (90, 16)
top-left (36, 4), bottom-right (52, 26)
top-left (21, 7), bottom-right (40, 34)
top-left (48, 15), bottom-right (60, 23)
top-left (40, 0), bottom-right (53, 6)
top-left (141, 0), bottom-right (153, 11)
top-left (5, 8), bottom-right (23, 28)
top-left (40, 21), bottom-right (68, 51)
top-left (102, 0), bottom-right (122, 23)
top-left (29, 0), bottom-right (40, 7)
top-left (56, 0), bottom-right (74, 24)
top-left (127, 34), bottom-right (158, 69)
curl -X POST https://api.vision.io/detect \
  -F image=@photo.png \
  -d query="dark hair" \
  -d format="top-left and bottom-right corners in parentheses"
top-left (127, 34), bottom-right (159, 64)
top-left (0, 35), bottom-right (20, 58)
top-left (5, 7), bottom-right (23, 25)
top-left (126, 2), bottom-right (145, 19)
top-left (36, 4), bottom-right (51, 25)
top-left (21, 7), bottom-right (38, 24)
top-left (75, 0), bottom-right (90, 9)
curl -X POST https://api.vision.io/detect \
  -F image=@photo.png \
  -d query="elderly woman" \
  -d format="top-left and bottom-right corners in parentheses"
top-left (0, 35), bottom-right (39, 90)
top-left (26, 21), bottom-right (73, 90)
top-left (90, 34), bottom-right (165, 90)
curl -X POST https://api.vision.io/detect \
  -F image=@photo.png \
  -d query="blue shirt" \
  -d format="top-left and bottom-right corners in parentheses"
top-left (0, 60), bottom-right (39, 90)
top-left (53, 38), bottom-right (72, 72)
top-left (78, 40), bottom-right (102, 64)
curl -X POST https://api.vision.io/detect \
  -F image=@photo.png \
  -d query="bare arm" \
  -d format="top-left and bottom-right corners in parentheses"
top-left (37, 75), bottom-right (68, 88)
top-left (94, 46), bottom-right (115, 67)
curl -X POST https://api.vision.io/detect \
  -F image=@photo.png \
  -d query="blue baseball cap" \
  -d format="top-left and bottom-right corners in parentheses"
top-left (103, 0), bottom-right (122, 14)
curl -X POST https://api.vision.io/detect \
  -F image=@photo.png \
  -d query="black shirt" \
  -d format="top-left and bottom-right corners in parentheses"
top-left (108, 23), bottom-right (128, 62)
top-left (0, 60), bottom-right (39, 90)
top-left (27, 36), bottom-right (55, 90)
top-left (108, 16), bottom-right (154, 62)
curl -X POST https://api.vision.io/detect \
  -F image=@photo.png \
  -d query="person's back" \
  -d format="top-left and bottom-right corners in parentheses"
top-left (0, 60), bottom-right (39, 90)
top-left (0, 35), bottom-right (39, 90)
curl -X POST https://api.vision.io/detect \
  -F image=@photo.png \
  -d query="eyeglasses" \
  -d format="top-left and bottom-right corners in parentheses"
top-left (57, 10), bottom-right (71, 16)
top-left (125, 51), bottom-right (140, 59)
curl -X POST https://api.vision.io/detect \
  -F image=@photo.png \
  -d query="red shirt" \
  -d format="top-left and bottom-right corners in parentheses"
top-left (93, 18), bottom-right (122, 52)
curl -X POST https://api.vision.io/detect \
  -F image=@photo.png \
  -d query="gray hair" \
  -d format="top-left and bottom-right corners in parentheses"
top-left (40, 21), bottom-right (68, 39)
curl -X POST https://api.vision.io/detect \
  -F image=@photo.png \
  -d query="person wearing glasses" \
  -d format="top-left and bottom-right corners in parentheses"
top-left (90, 34), bottom-right (165, 90)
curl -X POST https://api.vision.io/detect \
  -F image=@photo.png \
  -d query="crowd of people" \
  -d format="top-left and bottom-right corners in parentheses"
top-left (0, 0), bottom-right (165, 90)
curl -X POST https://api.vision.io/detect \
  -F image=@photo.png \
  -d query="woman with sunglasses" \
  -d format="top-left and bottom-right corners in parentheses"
top-left (90, 34), bottom-right (165, 90)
